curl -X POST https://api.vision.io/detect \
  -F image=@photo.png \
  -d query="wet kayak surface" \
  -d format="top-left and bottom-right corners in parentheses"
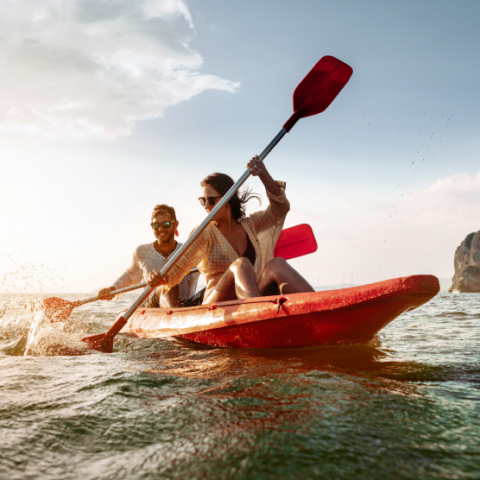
top-left (1, 292), bottom-right (479, 479)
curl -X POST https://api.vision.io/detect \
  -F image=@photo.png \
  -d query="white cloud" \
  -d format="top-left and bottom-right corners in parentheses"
top-left (0, 0), bottom-right (239, 139)
top-left (286, 170), bottom-right (480, 286)
top-left (406, 171), bottom-right (480, 224)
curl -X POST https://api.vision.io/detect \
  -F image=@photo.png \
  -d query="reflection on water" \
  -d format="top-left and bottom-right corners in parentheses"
top-left (0, 292), bottom-right (479, 479)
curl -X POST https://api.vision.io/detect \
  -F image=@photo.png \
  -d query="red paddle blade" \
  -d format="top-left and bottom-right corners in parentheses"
top-left (293, 56), bottom-right (353, 117)
top-left (274, 224), bottom-right (317, 260)
top-left (42, 297), bottom-right (75, 322)
top-left (284, 56), bottom-right (353, 132)
top-left (81, 333), bottom-right (114, 353)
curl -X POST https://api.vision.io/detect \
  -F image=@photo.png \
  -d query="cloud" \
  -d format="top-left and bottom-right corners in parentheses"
top-left (0, 0), bottom-right (239, 139)
top-left (286, 170), bottom-right (480, 285)
top-left (406, 171), bottom-right (480, 225)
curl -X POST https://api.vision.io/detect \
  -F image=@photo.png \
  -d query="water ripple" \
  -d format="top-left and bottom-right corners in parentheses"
top-left (0, 292), bottom-right (479, 479)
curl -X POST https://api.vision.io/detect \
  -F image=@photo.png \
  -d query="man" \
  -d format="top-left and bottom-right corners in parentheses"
top-left (98, 204), bottom-right (199, 307)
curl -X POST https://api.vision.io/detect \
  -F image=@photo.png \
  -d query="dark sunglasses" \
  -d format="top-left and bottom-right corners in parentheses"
top-left (198, 195), bottom-right (223, 207)
top-left (151, 221), bottom-right (173, 230)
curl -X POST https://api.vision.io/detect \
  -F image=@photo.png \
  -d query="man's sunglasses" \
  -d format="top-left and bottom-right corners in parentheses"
top-left (151, 221), bottom-right (173, 230)
top-left (198, 195), bottom-right (223, 207)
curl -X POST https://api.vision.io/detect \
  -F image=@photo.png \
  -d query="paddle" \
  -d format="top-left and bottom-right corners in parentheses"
top-left (274, 224), bottom-right (317, 260)
top-left (39, 282), bottom-right (163, 323)
top-left (82, 55), bottom-right (353, 353)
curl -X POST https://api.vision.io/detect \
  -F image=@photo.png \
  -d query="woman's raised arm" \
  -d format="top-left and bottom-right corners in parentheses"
top-left (246, 155), bottom-right (281, 197)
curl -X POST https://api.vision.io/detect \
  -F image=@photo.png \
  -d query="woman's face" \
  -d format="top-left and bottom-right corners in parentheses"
top-left (201, 185), bottom-right (229, 220)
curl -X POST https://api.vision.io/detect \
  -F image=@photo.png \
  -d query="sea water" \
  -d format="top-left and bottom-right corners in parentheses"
top-left (0, 292), bottom-right (479, 479)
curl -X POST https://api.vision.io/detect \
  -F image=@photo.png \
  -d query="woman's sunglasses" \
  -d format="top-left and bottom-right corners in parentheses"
top-left (198, 195), bottom-right (223, 207)
top-left (151, 221), bottom-right (173, 230)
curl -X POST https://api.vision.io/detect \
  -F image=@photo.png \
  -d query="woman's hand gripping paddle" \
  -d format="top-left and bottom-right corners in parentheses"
top-left (82, 55), bottom-right (352, 353)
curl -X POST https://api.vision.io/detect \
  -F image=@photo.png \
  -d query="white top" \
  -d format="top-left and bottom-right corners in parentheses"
top-left (112, 242), bottom-right (199, 301)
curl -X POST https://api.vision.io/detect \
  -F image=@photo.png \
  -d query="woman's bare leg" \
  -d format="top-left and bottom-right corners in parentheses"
top-left (206, 257), bottom-right (314, 304)
top-left (207, 257), bottom-right (260, 303)
top-left (258, 258), bottom-right (315, 296)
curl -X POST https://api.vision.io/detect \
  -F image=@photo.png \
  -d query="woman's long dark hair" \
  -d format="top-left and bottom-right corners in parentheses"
top-left (201, 173), bottom-right (261, 221)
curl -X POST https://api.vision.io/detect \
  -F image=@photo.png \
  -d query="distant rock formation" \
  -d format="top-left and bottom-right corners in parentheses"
top-left (449, 231), bottom-right (480, 292)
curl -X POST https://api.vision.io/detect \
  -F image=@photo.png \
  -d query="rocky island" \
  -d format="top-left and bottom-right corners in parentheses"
top-left (449, 230), bottom-right (480, 292)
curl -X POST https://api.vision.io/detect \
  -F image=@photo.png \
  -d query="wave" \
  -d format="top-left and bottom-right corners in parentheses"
top-left (0, 295), bottom-right (95, 356)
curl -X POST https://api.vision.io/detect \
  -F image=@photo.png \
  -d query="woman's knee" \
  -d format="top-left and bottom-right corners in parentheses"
top-left (264, 257), bottom-right (287, 275)
top-left (230, 257), bottom-right (254, 273)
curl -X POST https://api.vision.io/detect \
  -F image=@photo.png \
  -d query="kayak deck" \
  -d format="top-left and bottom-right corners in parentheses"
top-left (121, 275), bottom-right (440, 348)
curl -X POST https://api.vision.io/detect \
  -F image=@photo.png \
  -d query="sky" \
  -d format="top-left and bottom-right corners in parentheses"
top-left (0, 0), bottom-right (479, 292)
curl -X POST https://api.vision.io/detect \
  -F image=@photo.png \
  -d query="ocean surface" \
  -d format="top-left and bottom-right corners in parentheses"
top-left (0, 291), bottom-right (479, 480)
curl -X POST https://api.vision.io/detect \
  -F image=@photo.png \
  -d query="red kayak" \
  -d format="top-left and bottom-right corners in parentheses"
top-left (121, 275), bottom-right (439, 348)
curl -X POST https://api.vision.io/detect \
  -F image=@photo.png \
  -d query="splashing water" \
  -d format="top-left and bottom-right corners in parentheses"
top-left (0, 294), bottom-right (93, 356)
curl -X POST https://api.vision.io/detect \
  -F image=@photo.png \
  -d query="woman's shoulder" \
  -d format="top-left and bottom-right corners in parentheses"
top-left (189, 221), bottom-right (217, 238)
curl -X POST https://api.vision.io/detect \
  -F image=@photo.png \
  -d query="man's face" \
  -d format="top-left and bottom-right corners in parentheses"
top-left (152, 214), bottom-right (177, 244)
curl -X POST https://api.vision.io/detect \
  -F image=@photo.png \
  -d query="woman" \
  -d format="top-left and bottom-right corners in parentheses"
top-left (148, 156), bottom-right (314, 304)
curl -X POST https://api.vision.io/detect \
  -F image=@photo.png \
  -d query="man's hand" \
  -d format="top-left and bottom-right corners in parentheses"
top-left (147, 270), bottom-right (169, 287)
top-left (98, 286), bottom-right (116, 301)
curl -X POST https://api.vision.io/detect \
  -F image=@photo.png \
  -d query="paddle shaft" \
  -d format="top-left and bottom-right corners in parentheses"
top-left (73, 266), bottom-right (201, 307)
top-left (99, 127), bottom-right (289, 343)
top-left (72, 283), bottom-right (148, 307)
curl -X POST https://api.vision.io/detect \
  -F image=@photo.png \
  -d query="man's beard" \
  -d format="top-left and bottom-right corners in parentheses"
top-left (158, 231), bottom-right (175, 244)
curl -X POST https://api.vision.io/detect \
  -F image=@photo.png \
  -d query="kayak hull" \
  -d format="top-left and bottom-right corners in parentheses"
top-left (121, 275), bottom-right (439, 349)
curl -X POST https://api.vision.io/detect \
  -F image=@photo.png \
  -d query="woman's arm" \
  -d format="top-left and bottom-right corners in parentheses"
top-left (246, 154), bottom-right (290, 233)
top-left (247, 155), bottom-right (281, 196)
top-left (248, 180), bottom-right (290, 234)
